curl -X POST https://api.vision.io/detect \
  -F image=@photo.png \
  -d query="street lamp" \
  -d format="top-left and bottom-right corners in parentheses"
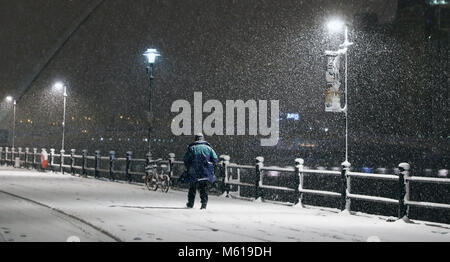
top-left (326, 18), bottom-right (353, 163)
top-left (5, 96), bottom-right (16, 149)
top-left (53, 82), bottom-right (68, 164)
top-left (143, 48), bottom-right (160, 155)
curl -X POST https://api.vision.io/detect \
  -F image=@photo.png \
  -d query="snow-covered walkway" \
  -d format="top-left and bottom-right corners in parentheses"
top-left (0, 167), bottom-right (449, 242)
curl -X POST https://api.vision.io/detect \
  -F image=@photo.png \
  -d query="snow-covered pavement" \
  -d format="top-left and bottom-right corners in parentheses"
top-left (0, 166), bottom-right (449, 242)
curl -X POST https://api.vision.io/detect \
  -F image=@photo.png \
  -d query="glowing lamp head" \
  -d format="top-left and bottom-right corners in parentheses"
top-left (143, 48), bottom-right (160, 64)
top-left (53, 82), bottom-right (64, 91)
top-left (327, 19), bottom-right (345, 33)
top-left (5, 96), bottom-right (13, 103)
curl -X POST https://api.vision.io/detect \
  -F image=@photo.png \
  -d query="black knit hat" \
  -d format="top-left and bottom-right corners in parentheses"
top-left (195, 133), bottom-right (204, 141)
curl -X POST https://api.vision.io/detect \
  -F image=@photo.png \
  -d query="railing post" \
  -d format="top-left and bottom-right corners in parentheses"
top-left (168, 153), bottom-right (176, 178)
top-left (146, 152), bottom-right (152, 167)
top-left (70, 149), bottom-right (76, 175)
top-left (60, 149), bottom-right (65, 174)
top-left (126, 151), bottom-right (132, 182)
top-left (219, 155), bottom-right (231, 197)
top-left (294, 158), bottom-right (305, 207)
top-left (94, 150), bottom-right (100, 179)
top-left (33, 148), bottom-right (37, 169)
top-left (24, 147), bottom-right (29, 168)
top-left (82, 150), bottom-right (88, 177)
top-left (17, 147), bottom-right (22, 168)
top-left (109, 151), bottom-right (115, 181)
top-left (341, 161), bottom-right (351, 212)
top-left (398, 163), bottom-right (411, 221)
top-left (0, 147), bottom-right (3, 166)
top-left (5, 147), bottom-right (9, 166)
top-left (50, 149), bottom-right (55, 172)
top-left (11, 147), bottom-right (15, 167)
top-left (255, 156), bottom-right (264, 201)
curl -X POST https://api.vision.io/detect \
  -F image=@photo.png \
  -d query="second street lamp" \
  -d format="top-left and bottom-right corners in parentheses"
top-left (143, 48), bottom-right (160, 156)
top-left (53, 82), bottom-right (68, 172)
top-left (325, 19), bottom-right (353, 163)
top-left (5, 96), bottom-right (16, 149)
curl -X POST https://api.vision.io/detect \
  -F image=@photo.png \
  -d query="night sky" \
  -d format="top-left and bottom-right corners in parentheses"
top-left (0, 0), bottom-right (448, 170)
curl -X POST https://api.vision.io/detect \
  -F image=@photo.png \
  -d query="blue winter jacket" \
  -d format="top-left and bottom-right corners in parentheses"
top-left (183, 141), bottom-right (218, 184)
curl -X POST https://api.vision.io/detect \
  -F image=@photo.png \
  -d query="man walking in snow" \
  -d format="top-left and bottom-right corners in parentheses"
top-left (183, 133), bottom-right (218, 210)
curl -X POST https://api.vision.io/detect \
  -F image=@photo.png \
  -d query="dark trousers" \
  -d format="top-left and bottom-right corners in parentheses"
top-left (188, 180), bottom-right (209, 205)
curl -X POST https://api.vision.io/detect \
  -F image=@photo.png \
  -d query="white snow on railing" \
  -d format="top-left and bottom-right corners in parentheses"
top-left (407, 176), bottom-right (450, 184)
top-left (347, 172), bottom-right (398, 181)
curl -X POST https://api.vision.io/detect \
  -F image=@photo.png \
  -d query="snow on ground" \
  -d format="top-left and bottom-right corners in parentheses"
top-left (0, 166), bottom-right (449, 242)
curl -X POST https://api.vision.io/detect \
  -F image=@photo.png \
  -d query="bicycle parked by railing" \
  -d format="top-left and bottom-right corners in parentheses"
top-left (145, 158), bottom-right (170, 193)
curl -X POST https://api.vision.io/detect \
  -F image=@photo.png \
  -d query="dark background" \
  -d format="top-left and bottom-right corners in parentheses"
top-left (0, 0), bottom-right (448, 173)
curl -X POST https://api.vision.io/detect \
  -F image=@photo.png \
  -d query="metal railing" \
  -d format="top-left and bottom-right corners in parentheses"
top-left (219, 155), bottom-right (450, 221)
top-left (0, 146), bottom-right (449, 222)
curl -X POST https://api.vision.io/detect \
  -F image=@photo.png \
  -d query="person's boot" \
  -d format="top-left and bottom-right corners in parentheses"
top-left (200, 203), bottom-right (207, 210)
top-left (186, 202), bottom-right (194, 208)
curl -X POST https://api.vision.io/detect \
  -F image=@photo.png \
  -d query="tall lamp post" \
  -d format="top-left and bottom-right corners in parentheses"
top-left (53, 82), bottom-right (68, 171)
top-left (326, 19), bottom-right (353, 163)
top-left (143, 48), bottom-right (160, 155)
top-left (5, 96), bottom-right (16, 149)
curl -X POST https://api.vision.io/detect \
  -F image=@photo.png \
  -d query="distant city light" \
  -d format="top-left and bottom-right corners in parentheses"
top-left (429, 0), bottom-right (448, 5)
top-left (286, 113), bottom-right (300, 121)
top-left (5, 96), bottom-right (13, 102)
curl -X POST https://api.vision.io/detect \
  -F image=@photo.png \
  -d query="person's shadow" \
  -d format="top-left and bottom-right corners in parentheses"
top-left (109, 205), bottom-right (188, 210)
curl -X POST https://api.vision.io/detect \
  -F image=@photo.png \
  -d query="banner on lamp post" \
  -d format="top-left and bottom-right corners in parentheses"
top-left (325, 51), bottom-right (342, 112)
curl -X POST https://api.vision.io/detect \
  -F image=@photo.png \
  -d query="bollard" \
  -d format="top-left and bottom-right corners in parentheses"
top-left (33, 148), bottom-right (37, 169)
top-left (294, 158), bottom-right (305, 207)
top-left (126, 151), bottom-right (132, 182)
top-left (220, 155), bottom-right (231, 197)
top-left (398, 163), bottom-right (410, 220)
top-left (255, 156), bottom-right (264, 201)
top-left (70, 149), bottom-right (76, 175)
top-left (60, 149), bottom-right (65, 174)
top-left (94, 150), bottom-right (101, 178)
top-left (50, 149), bottom-right (55, 172)
top-left (168, 153), bottom-right (176, 178)
top-left (24, 148), bottom-right (29, 168)
top-left (109, 151), bottom-right (116, 181)
top-left (82, 150), bottom-right (88, 177)
top-left (341, 161), bottom-right (351, 212)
